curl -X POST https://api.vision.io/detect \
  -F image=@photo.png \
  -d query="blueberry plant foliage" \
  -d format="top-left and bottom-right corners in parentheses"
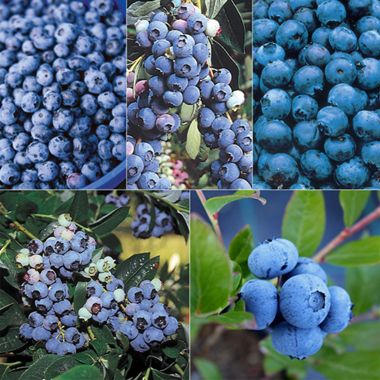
top-left (190, 190), bottom-right (380, 379)
top-left (253, 0), bottom-right (380, 189)
top-left (0, 191), bottom-right (189, 380)
top-left (127, 0), bottom-right (253, 189)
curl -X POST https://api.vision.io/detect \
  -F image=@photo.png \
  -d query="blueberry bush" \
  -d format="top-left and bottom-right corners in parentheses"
top-left (190, 190), bottom-right (380, 379)
top-left (0, 0), bottom-right (127, 190)
top-left (127, 0), bottom-right (253, 190)
top-left (0, 191), bottom-right (189, 379)
top-left (253, 0), bottom-right (380, 189)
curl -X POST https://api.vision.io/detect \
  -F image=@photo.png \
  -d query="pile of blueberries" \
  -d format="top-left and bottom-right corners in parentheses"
top-left (0, 0), bottom-right (126, 189)
top-left (131, 202), bottom-right (175, 239)
top-left (127, 1), bottom-right (253, 189)
top-left (240, 238), bottom-right (353, 359)
top-left (253, 0), bottom-right (380, 189)
top-left (18, 214), bottom-right (94, 354)
top-left (79, 277), bottom-right (179, 353)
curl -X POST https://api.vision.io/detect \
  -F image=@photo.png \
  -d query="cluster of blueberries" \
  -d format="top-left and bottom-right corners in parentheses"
top-left (79, 277), bottom-right (179, 353)
top-left (127, 1), bottom-right (253, 189)
top-left (0, 0), bottom-right (126, 189)
top-left (18, 214), bottom-right (94, 354)
top-left (253, 0), bottom-right (380, 189)
top-left (131, 202), bottom-right (175, 239)
top-left (240, 238), bottom-right (353, 359)
top-left (105, 192), bottom-right (130, 208)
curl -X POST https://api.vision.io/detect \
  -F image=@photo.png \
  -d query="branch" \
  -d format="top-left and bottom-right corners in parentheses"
top-left (195, 190), bottom-right (223, 243)
top-left (314, 205), bottom-right (380, 263)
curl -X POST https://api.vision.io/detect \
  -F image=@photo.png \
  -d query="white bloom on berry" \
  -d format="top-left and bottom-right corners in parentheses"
top-left (227, 90), bottom-right (245, 109)
top-left (205, 19), bottom-right (221, 37)
top-left (135, 20), bottom-right (149, 34)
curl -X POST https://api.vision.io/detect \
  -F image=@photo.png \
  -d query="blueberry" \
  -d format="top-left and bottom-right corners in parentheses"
top-left (248, 238), bottom-right (299, 279)
top-left (241, 279), bottom-right (278, 330)
top-left (272, 322), bottom-right (324, 359)
top-left (282, 257), bottom-right (327, 283)
top-left (335, 157), bottom-right (370, 188)
top-left (261, 153), bottom-right (299, 188)
top-left (280, 274), bottom-right (331, 328)
top-left (256, 119), bottom-right (292, 152)
top-left (320, 286), bottom-right (353, 333)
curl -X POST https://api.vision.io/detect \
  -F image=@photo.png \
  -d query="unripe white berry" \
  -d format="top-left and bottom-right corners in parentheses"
top-left (114, 288), bottom-right (126, 303)
top-left (85, 263), bottom-right (98, 277)
top-left (99, 272), bottom-right (113, 283)
top-left (61, 229), bottom-right (74, 241)
top-left (78, 307), bottom-right (92, 321)
top-left (16, 252), bottom-right (30, 267)
top-left (205, 19), bottom-right (221, 37)
top-left (58, 213), bottom-right (72, 227)
top-left (29, 255), bottom-right (43, 268)
top-left (135, 20), bottom-right (149, 34)
top-left (151, 278), bottom-right (162, 291)
top-left (227, 90), bottom-right (245, 109)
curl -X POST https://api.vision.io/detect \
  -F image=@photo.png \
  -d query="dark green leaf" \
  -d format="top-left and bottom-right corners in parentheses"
top-left (0, 290), bottom-right (25, 330)
top-left (0, 327), bottom-right (26, 354)
top-left (194, 358), bottom-right (222, 380)
top-left (204, 0), bottom-right (228, 18)
top-left (339, 191), bottom-right (371, 227)
top-left (216, 0), bottom-right (245, 53)
top-left (73, 281), bottom-right (88, 314)
top-left (346, 264), bottom-right (380, 313)
top-left (44, 356), bottom-right (78, 379)
top-left (151, 369), bottom-right (181, 380)
top-left (69, 192), bottom-right (89, 224)
top-left (204, 191), bottom-right (264, 215)
top-left (90, 207), bottom-right (129, 237)
top-left (211, 40), bottom-right (240, 89)
top-left (0, 248), bottom-right (22, 289)
top-left (1, 367), bottom-right (25, 380)
top-left (186, 120), bottom-right (201, 159)
top-left (116, 331), bottom-right (129, 351)
top-left (53, 365), bottom-right (103, 380)
top-left (327, 237), bottom-right (380, 266)
top-left (282, 191), bottom-right (325, 257)
top-left (191, 218), bottom-right (232, 315)
top-left (19, 355), bottom-right (62, 380)
top-left (116, 253), bottom-right (159, 289)
top-left (127, 1), bottom-right (161, 25)
top-left (73, 350), bottom-right (98, 365)
top-left (162, 340), bottom-right (187, 359)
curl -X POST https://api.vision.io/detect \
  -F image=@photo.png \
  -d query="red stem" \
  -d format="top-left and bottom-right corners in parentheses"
top-left (314, 205), bottom-right (380, 263)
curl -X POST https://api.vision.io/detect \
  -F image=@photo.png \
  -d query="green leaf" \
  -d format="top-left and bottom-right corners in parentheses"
top-left (205, 191), bottom-right (264, 215)
top-left (90, 326), bottom-right (115, 356)
top-left (204, 0), bottom-right (228, 18)
top-left (347, 264), bottom-right (380, 313)
top-left (0, 290), bottom-right (25, 330)
top-left (327, 237), bottom-right (380, 266)
top-left (186, 120), bottom-right (201, 159)
top-left (127, 0), bottom-right (161, 25)
top-left (151, 369), bottom-right (180, 380)
top-left (194, 358), bottom-right (222, 380)
top-left (44, 356), bottom-right (78, 379)
top-left (339, 191), bottom-right (371, 227)
top-left (19, 355), bottom-right (62, 380)
top-left (69, 192), bottom-right (89, 224)
top-left (216, 1), bottom-right (245, 53)
top-left (229, 226), bottom-right (253, 266)
top-left (116, 253), bottom-right (159, 289)
top-left (0, 327), bottom-right (26, 354)
top-left (90, 207), bottom-right (129, 237)
top-left (162, 340), bottom-right (187, 359)
top-left (338, 321), bottom-right (380, 351)
top-left (191, 218), bottom-right (232, 315)
top-left (207, 311), bottom-right (252, 326)
top-left (282, 191), bottom-right (325, 257)
top-left (53, 365), bottom-right (103, 380)
top-left (73, 281), bottom-right (88, 314)
top-left (0, 248), bottom-right (22, 289)
top-left (313, 349), bottom-right (380, 380)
